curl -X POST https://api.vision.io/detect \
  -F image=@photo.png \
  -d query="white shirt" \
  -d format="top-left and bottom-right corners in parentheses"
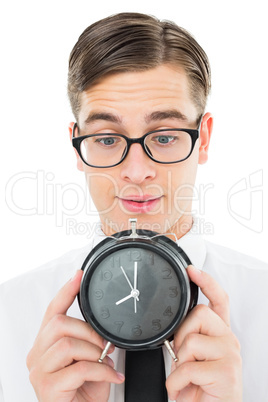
top-left (0, 221), bottom-right (268, 402)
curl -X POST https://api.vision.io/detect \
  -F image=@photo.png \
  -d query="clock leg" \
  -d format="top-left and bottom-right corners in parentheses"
top-left (98, 341), bottom-right (112, 363)
top-left (164, 340), bottom-right (178, 362)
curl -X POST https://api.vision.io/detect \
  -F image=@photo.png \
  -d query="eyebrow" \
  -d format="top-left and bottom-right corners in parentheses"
top-left (84, 108), bottom-right (188, 126)
top-left (145, 109), bottom-right (188, 124)
top-left (84, 112), bottom-right (122, 125)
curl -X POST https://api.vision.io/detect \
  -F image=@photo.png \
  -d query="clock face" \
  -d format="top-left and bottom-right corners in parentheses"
top-left (79, 238), bottom-right (191, 349)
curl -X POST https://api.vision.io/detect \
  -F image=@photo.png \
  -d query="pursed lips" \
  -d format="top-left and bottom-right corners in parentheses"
top-left (116, 195), bottom-right (163, 213)
top-left (118, 194), bottom-right (163, 202)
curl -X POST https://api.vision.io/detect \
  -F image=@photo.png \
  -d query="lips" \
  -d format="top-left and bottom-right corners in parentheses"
top-left (118, 195), bottom-right (163, 213)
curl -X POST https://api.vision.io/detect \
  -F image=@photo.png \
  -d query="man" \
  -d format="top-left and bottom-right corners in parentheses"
top-left (1, 12), bottom-right (268, 402)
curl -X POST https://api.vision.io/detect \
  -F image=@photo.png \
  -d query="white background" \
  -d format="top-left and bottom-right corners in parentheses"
top-left (1, 0), bottom-right (267, 284)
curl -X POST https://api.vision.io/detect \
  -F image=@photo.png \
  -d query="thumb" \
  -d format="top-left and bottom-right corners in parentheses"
top-left (39, 270), bottom-right (83, 332)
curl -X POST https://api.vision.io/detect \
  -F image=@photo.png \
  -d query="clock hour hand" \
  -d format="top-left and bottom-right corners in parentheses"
top-left (115, 289), bottom-right (140, 306)
top-left (115, 293), bottom-right (133, 305)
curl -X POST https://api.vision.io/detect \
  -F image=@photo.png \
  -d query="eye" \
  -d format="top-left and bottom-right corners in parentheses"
top-left (155, 135), bottom-right (175, 144)
top-left (94, 136), bottom-right (121, 146)
top-left (150, 134), bottom-right (177, 145)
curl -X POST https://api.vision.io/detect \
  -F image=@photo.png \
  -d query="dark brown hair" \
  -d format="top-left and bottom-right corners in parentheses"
top-left (68, 12), bottom-right (211, 121)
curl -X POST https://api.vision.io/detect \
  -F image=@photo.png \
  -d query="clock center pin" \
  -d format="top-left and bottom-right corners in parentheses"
top-left (131, 289), bottom-right (140, 298)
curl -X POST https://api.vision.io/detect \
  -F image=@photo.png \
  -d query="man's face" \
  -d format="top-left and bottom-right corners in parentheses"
top-left (72, 64), bottom-right (212, 237)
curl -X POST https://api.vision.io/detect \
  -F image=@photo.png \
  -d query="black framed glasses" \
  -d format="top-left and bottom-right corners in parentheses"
top-left (72, 123), bottom-right (200, 168)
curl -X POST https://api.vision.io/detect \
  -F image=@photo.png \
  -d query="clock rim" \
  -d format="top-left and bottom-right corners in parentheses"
top-left (78, 233), bottom-right (195, 350)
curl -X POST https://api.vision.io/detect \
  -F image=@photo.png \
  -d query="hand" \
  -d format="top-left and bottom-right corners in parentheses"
top-left (26, 270), bottom-right (125, 402)
top-left (166, 265), bottom-right (242, 402)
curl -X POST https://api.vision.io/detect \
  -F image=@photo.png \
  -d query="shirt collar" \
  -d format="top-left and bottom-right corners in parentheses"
top-left (175, 216), bottom-right (207, 270)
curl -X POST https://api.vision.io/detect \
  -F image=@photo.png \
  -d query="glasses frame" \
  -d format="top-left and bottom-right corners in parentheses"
top-left (72, 122), bottom-right (200, 168)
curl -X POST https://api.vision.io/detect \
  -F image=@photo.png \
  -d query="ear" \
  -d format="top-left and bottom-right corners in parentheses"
top-left (68, 122), bottom-right (84, 172)
top-left (198, 112), bottom-right (213, 164)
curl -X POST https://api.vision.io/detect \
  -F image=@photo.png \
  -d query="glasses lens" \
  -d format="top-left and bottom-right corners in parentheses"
top-left (144, 130), bottom-right (192, 163)
top-left (80, 134), bottom-right (127, 167)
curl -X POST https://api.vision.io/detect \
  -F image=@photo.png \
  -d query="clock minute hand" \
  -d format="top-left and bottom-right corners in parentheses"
top-left (134, 261), bottom-right (138, 314)
top-left (120, 265), bottom-right (139, 301)
top-left (134, 261), bottom-right (137, 291)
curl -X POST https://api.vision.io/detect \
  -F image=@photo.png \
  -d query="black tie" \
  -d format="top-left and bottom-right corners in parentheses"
top-left (124, 348), bottom-right (168, 402)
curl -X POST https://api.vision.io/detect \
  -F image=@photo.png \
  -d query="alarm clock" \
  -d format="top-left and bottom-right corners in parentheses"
top-left (78, 219), bottom-right (198, 361)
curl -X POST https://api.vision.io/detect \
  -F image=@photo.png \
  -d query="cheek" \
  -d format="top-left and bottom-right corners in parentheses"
top-left (169, 158), bottom-right (198, 209)
top-left (85, 170), bottom-right (118, 208)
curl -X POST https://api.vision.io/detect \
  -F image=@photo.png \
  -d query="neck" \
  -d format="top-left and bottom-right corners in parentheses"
top-left (165, 214), bottom-right (193, 241)
top-left (99, 214), bottom-right (194, 239)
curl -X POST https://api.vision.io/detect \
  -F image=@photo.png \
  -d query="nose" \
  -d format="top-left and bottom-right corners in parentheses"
top-left (120, 143), bottom-right (156, 184)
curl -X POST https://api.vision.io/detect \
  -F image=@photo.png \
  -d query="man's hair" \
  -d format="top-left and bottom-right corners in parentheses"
top-left (68, 12), bottom-right (211, 122)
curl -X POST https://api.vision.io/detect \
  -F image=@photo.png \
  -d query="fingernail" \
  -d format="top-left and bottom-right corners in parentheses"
top-left (116, 371), bottom-right (125, 381)
top-left (168, 393), bottom-right (178, 401)
top-left (69, 273), bottom-right (77, 282)
top-left (69, 270), bottom-right (80, 282)
top-left (188, 264), bottom-right (202, 274)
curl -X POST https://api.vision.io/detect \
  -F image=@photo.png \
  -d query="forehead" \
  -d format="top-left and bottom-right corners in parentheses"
top-left (78, 65), bottom-right (198, 128)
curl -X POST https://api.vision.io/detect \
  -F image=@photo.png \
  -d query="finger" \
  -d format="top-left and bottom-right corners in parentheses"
top-left (166, 358), bottom-right (241, 401)
top-left (166, 360), bottom-right (221, 401)
top-left (39, 270), bottom-right (84, 332)
top-left (187, 265), bottom-right (230, 326)
top-left (174, 304), bottom-right (230, 352)
top-left (170, 384), bottom-right (199, 402)
top-left (41, 337), bottom-right (112, 373)
top-left (177, 333), bottom-right (228, 365)
top-left (31, 360), bottom-right (125, 400)
top-left (52, 360), bottom-right (125, 391)
top-left (37, 315), bottom-right (107, 358)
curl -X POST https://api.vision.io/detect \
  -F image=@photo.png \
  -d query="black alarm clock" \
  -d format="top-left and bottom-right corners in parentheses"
top-left (78, 219), bottom-right (198, 362)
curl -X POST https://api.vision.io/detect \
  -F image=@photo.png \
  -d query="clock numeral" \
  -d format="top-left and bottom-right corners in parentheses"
top-left (101, 270), bottom-right (113, 281)
top-left (163, 306), bottom-right (173, 317)
top-left (100, 307), bottom-right (110, 319)
top-left (152, 319), bottom-right (161, 332)
top-left (147, 252), bottom-right (154, 265)
top-left (132, 325), bottom-right (142, 337)
top-left (110, 256), bottom-right (120, 269)
top-left (169, 286), bottom-right (178, 298)
top-left (114, 321), bottom-right (124, 334)
top-left (162, 268), bottom-right (172, 279)
top-left (127, 250), bottom-right (142, 261)
top-left (94, 289), bottom-right (104, 300)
